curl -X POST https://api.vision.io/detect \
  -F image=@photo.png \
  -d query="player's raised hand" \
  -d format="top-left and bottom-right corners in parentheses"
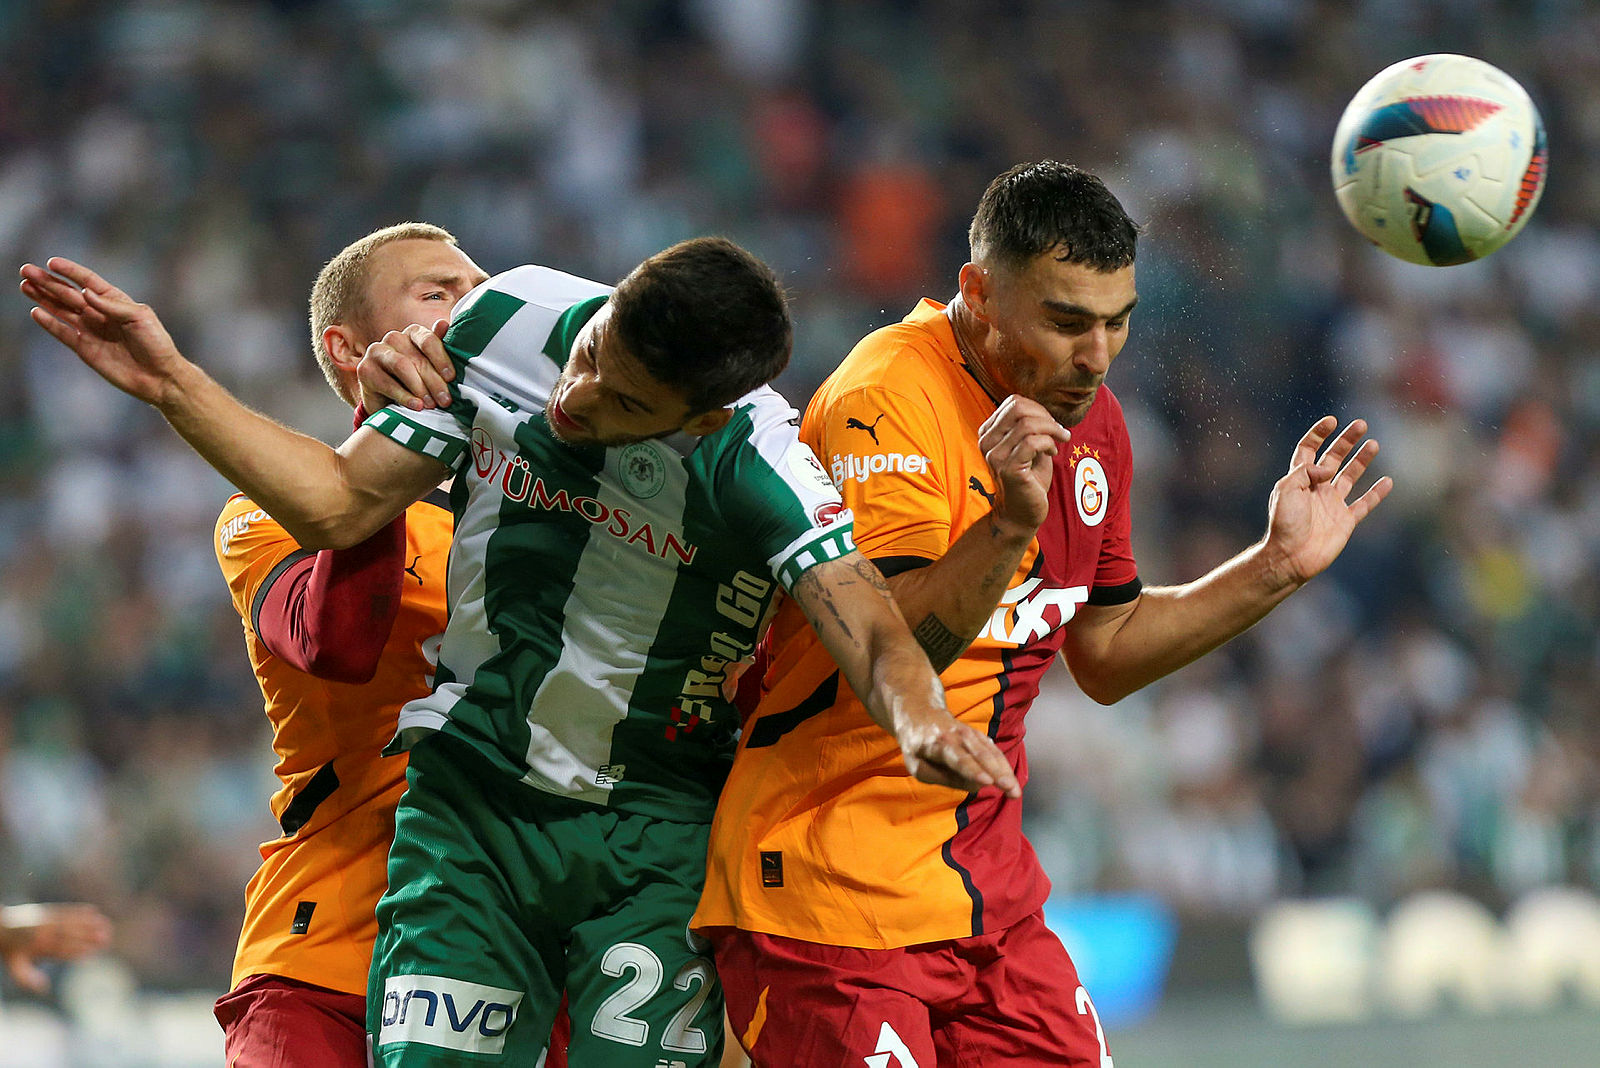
top-left (358, 319), bottom-right (454, 413)
top-left (977, 395), bottom-right (1071, 536)
top-left (1262, 416), bottom-right (1393, 585)
top-left (20, 258), bottom-right (188, 407)
top-left (895, 711), bottom-right (1022, 799)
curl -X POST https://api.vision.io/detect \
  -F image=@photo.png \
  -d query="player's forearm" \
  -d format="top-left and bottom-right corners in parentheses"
top-left (155, 361), bottom-right (379, 548)
top-left (855, 619), bottom-right (949, 741)
top-left (1066, 541), bottom-right (1301, 703)
top-left (793, 554), bottom-right (948, 742)
top-left (885, 511), bottom-right (1035, 671)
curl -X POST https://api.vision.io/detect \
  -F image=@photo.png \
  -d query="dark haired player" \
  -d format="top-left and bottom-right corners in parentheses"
top-left (695, 161), bottom-right (1392, 1066)
top-left (21, 236), bottom-right (1017, 1066)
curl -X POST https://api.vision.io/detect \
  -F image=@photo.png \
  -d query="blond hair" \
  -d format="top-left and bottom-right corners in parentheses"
top-left (308, 221), bottom-right (458, 403)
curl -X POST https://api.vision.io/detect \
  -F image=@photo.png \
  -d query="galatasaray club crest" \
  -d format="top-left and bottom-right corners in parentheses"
top-left (1074, 453), bottom-right (1108, 527)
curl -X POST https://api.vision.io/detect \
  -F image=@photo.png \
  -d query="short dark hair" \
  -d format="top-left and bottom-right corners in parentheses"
top-left (968, 160), bottom-right (1139, 273)
top-left (609, 237), bottom-right (792, 413)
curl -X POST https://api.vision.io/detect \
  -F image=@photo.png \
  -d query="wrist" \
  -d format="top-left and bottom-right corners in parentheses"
top-left (1252, 539), bottom-right (1307, 593)
top-left (986, 509), bottom-right (1039, 544)
top-left (153, 357), bottom-right (211, 418)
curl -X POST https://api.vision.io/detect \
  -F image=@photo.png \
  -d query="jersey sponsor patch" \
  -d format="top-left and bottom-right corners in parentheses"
top-left (379, 974), bottom-right (522, 1055)
top-left (976, 577), bottom-right (1091, 645)
top-left (828, 451), bottom-right (931, 486)
top-left (217, 508), bottom-right (267, 555)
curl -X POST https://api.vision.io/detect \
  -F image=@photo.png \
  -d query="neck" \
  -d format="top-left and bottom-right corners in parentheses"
top-left (945, 297), bottom-right (1004, 404)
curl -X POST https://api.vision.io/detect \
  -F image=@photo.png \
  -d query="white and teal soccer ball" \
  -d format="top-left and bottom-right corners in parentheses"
top-left (1331, 54), bottom-right (1547, 266)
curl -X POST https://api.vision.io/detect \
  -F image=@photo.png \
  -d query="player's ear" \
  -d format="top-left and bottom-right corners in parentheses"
top-left (957, 262), bottom-right (992, 321)
top-left (324, 324), bottom-right (361, 373)
top-left (682, 407), bottom-right (733, 438)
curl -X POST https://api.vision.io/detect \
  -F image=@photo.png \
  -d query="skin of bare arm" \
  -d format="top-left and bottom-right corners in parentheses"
top-left (21, 257), bottom-right (447, 549)
top-left (788, 551), bottom-right (1021, 798)
top-left (0, 903), bottom-right (113, 994)
top-left (1058, 416), bottom-right (1393, 704)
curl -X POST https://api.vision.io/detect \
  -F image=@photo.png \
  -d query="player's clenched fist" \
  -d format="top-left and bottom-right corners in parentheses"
top-left (977, 394), bottom-right (1071, 536)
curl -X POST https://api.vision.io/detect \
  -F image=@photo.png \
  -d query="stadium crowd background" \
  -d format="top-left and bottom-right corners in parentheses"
top-left (0, 0), bottom-right (1596, 1021)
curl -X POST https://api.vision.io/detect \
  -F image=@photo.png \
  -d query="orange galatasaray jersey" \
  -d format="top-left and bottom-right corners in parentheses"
top-left (696, 299), bottom-right (1140, 950)
top-left (215, 490), bottom-right (451, 995)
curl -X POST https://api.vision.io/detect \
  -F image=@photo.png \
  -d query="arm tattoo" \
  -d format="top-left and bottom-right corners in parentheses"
top-left (794, 567), bottom-right (857, 645)
top-left (849, 555), bottom-right (893, 593)
top-left (912, 613), bottom-right (965, 671)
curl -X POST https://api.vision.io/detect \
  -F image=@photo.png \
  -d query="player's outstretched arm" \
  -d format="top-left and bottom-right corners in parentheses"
top-left (1060, 415), bottom-right (1393, 704)
top-left (790, 552), bottom-right (1021, 798)
top-left (20, 257), bottom-right (444, 549)
top-left (0, 902), bottom-right (112, 994)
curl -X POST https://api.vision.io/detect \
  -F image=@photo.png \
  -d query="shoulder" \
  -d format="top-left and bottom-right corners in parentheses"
top-left (828, 317), bottom-right (954, 394)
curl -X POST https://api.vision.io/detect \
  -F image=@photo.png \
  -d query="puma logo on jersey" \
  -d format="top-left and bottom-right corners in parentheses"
top-left (404, 555), bottom-right (424, 585)
top-left (968, 476), bottom-right (995, 506)
top-left (845, 413), bottom-right (886, 444)
top-left (864, 1021), bottom-right (920, 1067)
top-left (977, 577), bottom-right (1090, 645)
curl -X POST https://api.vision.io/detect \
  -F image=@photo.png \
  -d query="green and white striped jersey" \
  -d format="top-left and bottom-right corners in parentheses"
top-left (364, 265), bottom-right (853, 823)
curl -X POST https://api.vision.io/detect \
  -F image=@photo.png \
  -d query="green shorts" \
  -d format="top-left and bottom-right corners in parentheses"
top-left (369, 732), bottom-right (724, 1067)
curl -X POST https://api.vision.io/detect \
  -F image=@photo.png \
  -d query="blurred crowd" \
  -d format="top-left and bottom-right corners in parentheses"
top-left (0, 0), bottom-right (1597, 994)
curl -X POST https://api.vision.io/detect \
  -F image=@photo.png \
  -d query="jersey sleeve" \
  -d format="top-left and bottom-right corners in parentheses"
top-left (253, 514), bottom-right (407, 682)
top-left (712, 388), bottom-right (856, 594)
top-left (1089, 402), bottom-right (1141, 603)
top-left (361, 405), bottom-right (469, 471)
top-left (215, 496), bottom-right (310, 633)
top-left (805, 382), bottom-right (951, 567)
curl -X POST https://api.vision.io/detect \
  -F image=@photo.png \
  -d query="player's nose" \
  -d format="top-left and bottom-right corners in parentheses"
top-left (1071, 328), bottom-right (1109, 375)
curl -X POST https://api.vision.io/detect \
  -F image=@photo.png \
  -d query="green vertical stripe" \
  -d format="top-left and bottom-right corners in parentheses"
top-left (541, 295), bottom-right (609, 368)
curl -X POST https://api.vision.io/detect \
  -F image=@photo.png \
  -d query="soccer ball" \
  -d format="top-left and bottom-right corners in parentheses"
top-left (1330, 54), bottom-right (1547, 266)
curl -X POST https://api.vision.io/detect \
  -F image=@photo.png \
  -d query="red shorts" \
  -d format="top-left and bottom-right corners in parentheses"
top-left (215, 975), bottom-right (572, 1068)
top-left (214, 974), bottom-right (367, 1068)
top-left (707, 910), bottom-right (1114, 1068)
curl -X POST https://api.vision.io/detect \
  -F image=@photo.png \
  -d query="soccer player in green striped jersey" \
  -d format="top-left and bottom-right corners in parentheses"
top-left (22, 237), bottom-right (1020, 1067)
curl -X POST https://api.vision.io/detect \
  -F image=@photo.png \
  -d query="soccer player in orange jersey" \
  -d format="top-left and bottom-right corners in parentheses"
top-left (695, 161), bottom-right (1394, 1066)
top-left (206, 223), bottom-right (491, 1067)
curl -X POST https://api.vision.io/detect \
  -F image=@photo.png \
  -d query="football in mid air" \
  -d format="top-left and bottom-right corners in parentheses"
top-left (1330, 53), bottom-right (1547, 266)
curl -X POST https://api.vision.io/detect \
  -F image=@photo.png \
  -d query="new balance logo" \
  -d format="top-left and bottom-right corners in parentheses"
top-left (845, 413), bottom-right (886, 444)
top-left (379, 975), bottom-right (521, 1055)
top-left (864, 1021), bottom-right (920, 1068)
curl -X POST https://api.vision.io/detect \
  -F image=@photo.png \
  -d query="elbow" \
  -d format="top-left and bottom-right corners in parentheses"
top-left (1069, 667), bottom-right (1133, 706)
top-left (281, 513), bottom-right (374, 551)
